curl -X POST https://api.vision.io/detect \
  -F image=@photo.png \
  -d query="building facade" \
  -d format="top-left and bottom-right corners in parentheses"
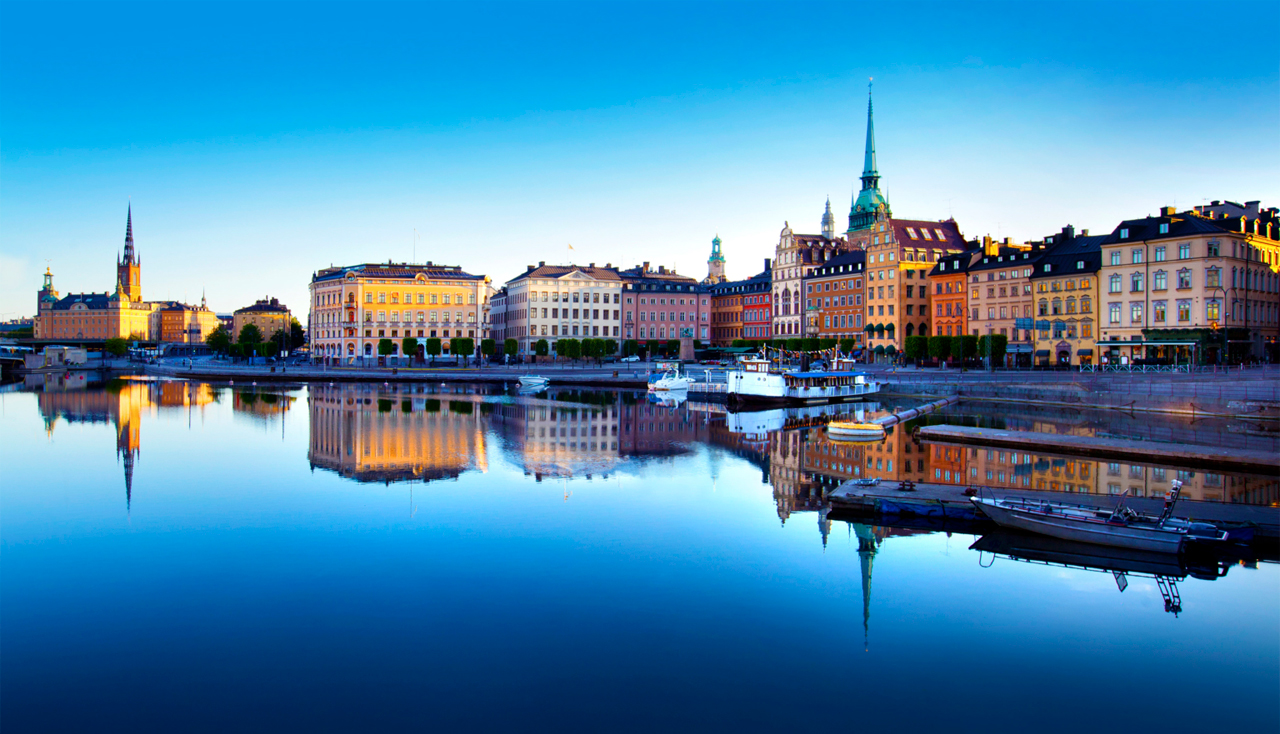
top-left (709, 261), bottom-right (772, 345)
top-left (1030, 232), bottom-right (1103, 367)
top-left (309, 262), bottom-right (489, 362)
top-left (928, 250), bottom-right (979, 340)
top-left (774, 221), bottom-right (847, 339)
top-left (619, 262), bottom-right (709, 343)
top-left (1097, 205), bottom-right (1280, 364)
top-left (966, 240), bottom-right (1039, 366)
top-left (805, 251), bottom-right (866, 347)
top-left (234, 297), bottom-right (292, 342)
top-left (504, 262), bottom-right (624, 356)
top-left (158, 297), bottom-right (221, 344)
top-left (705, 235), bottom-right (726, 285)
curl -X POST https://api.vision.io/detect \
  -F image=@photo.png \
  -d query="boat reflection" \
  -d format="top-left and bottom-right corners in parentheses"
top-left (971, 529), bottom-right (1237, 616)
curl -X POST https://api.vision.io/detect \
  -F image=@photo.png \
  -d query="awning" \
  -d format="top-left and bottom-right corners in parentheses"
top-left (885, 345), bottom-right (898, 355)
top-left (873, 345), bottom-right (885, 354)
top-left (1035, 350), bottom-right (1050, 357)
top-left (1077, 349), bottom-right (1093, 356)
top-left (1006, 344), bottom-right (1033, 353)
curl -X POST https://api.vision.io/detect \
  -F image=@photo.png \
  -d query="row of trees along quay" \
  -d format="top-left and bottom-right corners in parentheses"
top-left (903, 334), bottom-right (1009, 368)
top-left (204, 320), bottom-right (306, 359)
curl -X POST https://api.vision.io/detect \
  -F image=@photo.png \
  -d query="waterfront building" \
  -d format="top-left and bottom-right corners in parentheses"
top-left (158, 295), bottom-right (221, 344)
top-left (35, 206), bottom-right (169, 342)
top-left (1097, 204), bottom-right (1280, 364)
top-left (804, 251), bottom-right (866, 348)
top-left (309, 262), bottom-right (490, 361)
top-left (774, 219), bottom-right (848, 340)
top-left (704, 235), bottom-right (727, 285)
top-left (966, 238), bottom-right (1040, 367)
top-left (618, 262), bottom-right (709, 343)
top-left (490, 399), bottom-right (622, 478)
top-left (489, 287), bottom-right (508, 347)
top-left (709, 260), bottom-right (772, 345)
top-left (927, 250), bottom-right (980, 340)
top-left (1029, 231), bottom-right (1104, 367)
top-left (233, 297), bottom-right (291, 343)
top-left (504, 262), bottom-right (623, 356)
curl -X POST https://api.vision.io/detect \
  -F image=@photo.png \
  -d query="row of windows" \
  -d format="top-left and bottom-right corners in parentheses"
top-left (529, 308), bottom-right (620, 321)
top-left (1037, 297), bottom-right (1094, 316)
top-left (530, 325), bottom-right (621, 337)
top-left (531, 291), bottom-right (619, 304)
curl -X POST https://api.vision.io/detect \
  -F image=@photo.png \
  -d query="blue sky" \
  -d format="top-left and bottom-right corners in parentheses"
top-left (3, 0), bottom-right (1277, 322)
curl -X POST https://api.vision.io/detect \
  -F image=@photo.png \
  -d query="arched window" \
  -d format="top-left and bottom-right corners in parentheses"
top-left (1038, 299), bottom-right (1049, 316)
top-left (1066, 297), bottom-right (1077, 314)
top-left (1081, 296), bottom-right (1092, 313)
top-left (1052, 298), bottom-right (1062, 315)
top-left (905, 323), bottom-right (915, 337)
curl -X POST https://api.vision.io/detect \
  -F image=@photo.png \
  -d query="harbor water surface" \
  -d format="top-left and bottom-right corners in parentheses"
top-left (2, 379), bottom-right (1276, 732)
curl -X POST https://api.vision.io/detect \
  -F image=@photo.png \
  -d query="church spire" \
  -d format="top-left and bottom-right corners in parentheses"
top-left (861, 82), bottom-right (879, 191)
top-left (122, 204), bottom-right (136, 265)
top-left (821, 197), bottom-right (836, 240)
top-left (848, 79), bottom-right (891, 233)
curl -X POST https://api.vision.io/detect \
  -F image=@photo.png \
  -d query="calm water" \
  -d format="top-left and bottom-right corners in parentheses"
top-left (2, 379), bottom-right (1276, 732)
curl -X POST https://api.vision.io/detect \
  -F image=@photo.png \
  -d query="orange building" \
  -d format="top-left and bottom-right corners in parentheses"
top-left (927, 251), bottom-right (979, 338)
top-left (805, 251), bottom-right (866, 348)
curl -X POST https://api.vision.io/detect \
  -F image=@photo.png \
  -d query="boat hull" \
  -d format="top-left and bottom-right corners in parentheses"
top-left (971, 497), bottom-right (1185, 554)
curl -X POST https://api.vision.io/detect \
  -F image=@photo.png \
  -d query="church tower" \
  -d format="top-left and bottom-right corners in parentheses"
top-left (705, 234), bottom-right (726, 284)
top-left (848, 83), bottom-right (891, 233)
top-left (117, 204), bottom-right (141, 302)
top-left (821, 197), bottom-right (836, 240)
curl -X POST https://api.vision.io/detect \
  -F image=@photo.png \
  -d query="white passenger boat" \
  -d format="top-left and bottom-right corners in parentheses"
top-left (727, 356), bottom-right (881, 406)
top-left (969, 482), bottom-right (1226, 554)
top-left (826, 421), bottom-right (886, 441)
top-left (517, 375), bottom-right (550, 388)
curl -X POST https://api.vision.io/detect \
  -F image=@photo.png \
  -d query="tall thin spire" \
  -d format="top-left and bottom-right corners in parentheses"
top-left (122, 204), bottom-right (136, 265)
top-left (848, 78), bottom-right (891, 233)
top-left (861, 80), bottom-right (878, 188)
top-left (822, 197), bottom-right (836, 240)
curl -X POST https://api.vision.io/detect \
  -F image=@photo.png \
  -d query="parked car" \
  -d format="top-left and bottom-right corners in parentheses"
top-left (621, 355), bottom-right (640, 362)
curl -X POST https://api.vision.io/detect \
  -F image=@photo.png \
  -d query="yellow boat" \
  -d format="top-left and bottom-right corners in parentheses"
top-left (826, 421), bottom-right (886, 441)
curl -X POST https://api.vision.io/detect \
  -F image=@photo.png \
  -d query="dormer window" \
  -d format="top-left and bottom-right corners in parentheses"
top-left (1077, 260), bottom-right (1085, 269)
top-left (1159, 223), bottom-right (1169, 234)
top-left (1120, 228), bottom-right (1130, 239)
top-left (906, 228), bottom-right (918, 239)
top-left (1043, 264), bottom-right (1052, 273)
top-left (921, 229), bottom-right (933, 240)
top-left (935, 229), bottom-right (946, 240)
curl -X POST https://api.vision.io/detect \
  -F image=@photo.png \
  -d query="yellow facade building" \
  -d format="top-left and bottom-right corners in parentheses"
top-left (309, 262), bottom-right (490, 362)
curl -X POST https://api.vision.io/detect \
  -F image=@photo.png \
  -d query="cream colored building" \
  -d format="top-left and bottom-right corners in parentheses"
top-left (308, 262), bottom-right (490, 362)
top-left (159, 297), bottom-right (222, 344)
top-left (503, 262), bottom-right (624, 356)
top-left (1097, 205), bottom-right (1280, 364)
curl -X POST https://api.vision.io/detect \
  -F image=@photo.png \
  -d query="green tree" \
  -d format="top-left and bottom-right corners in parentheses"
top-left (839, 338), bottom-right (856, 354)
top-left (559, 338), bottom-right (581, 360)
top-left (451, 337), bottom-right (474, 363)
top-left (289, 317), bottom-right (306, 349)
top-left (785, 338), bottom-right (803, 351)
top-left (402, 337), bottom-right (419, 362)
top-left (928, 335), bottom-right (952, 361)
top-left (534, 339), bottom-right (549, 357)
top-left (905, 335), bottom-right (929, 362)
top-left (801, 337), bottom-right (820, 352)
top-left (270, 329), bottom-right (288, 353)
top-left (425, 338), bottom-right (442, 357)
top-left (205, 325), bottom-right (231, 354)
top-left (238, 323), bottom-right (263, 345)
top-left (504, 338), bottom-right (518, 358)
top-left (665, 339), bottom-right (681, 358)
top-left (378, 338), bottom-right (395, 357)
top-left (644, 340), bottom-right (659, 358)
top-left (731, 339), bottom-right (746, 348)
top-left (103, 337), bottom-right (129, 357)
top-left (952, 334), bottom-right (978, 362)
top-left (258, 341), bottom-right (279, 358)
top-left (481, 339), bottom-right (496, 359)
top-left (603, 339), bottom-right (618, 356)
top-left (622, 340), bottom-right (639, 357)
top-left (977, 334), bottom-right (1008, 368)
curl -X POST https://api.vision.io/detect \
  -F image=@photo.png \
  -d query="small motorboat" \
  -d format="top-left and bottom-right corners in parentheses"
top-left (648, 369), bottom-right (693, 392)
top-left (517, 375), bottom-right (550, 389)
top-left (827, 421), bottom-right (886, 441)
top-left (970, 482), bottom-right (1227, 554)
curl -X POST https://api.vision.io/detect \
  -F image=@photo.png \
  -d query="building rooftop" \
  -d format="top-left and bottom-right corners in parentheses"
top-left (234, 297), bottom-right (290, 315)
top-left (314, 261), bottom-right (485, 283)
top-left (507, 262), bottom-right (623, 284)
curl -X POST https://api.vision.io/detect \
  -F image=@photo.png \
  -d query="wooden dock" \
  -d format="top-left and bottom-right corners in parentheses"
top-left (915, 424), bottom-right (1279, 475)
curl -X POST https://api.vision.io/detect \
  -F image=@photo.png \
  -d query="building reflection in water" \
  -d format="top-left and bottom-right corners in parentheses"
top-left (28, 379), bottom-right (1279, 521)
top-left (308, 384), bottom-right (488, 483)
top-left (35, 377), bottom-right (223, 510)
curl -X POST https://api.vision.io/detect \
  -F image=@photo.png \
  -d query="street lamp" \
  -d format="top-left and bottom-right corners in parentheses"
top-left (1208, 286), bottom-right (1226, 365)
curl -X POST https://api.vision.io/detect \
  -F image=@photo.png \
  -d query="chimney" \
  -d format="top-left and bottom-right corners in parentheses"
top-left (1063, 224), bottom-right (1075, 240)
top-left (539, 261), bottom-right (545, 267)
top-left (1081, 229), bottom-right (1089, 236)
top-left (642, 261), bottom-right (650, 272)
top-left (764, 258), bottom-right (772, 271)
top-left (589, 262), bottom-right (595, 268)
top-left (1160, 206), bottom-right (1177, 217)
top-left (527, 265), bottom-right (535, 272)
top-left (658, 266), bottom-right (666, 274)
